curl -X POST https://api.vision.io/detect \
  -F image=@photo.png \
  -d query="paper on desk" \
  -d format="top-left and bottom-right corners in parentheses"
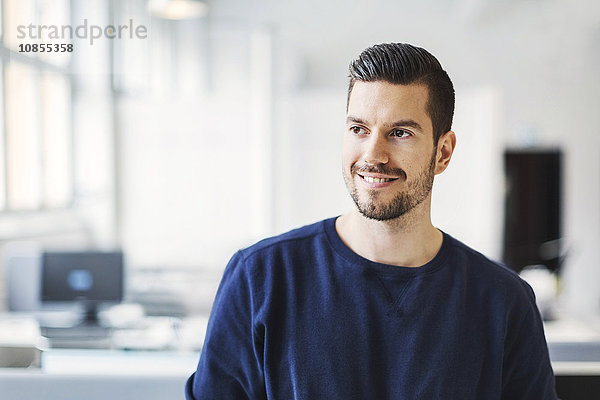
top-left (0, 316), bottom-right (43, 347)
top-left (0, 315), bottom-right (44, 368)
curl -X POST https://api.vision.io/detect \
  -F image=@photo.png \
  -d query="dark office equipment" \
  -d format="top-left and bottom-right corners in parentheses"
top-left (41, 251), bottom-right (124, 325)
top-left (555, 375), bottom-right (600, 400)
top-left (502, 150), bottom-right (562, 274)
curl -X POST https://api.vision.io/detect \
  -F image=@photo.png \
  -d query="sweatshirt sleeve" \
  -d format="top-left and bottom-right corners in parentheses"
top-left (186, 251), bottom-right (266, 400)
top-left (501, 281), bottom-right (557, 400)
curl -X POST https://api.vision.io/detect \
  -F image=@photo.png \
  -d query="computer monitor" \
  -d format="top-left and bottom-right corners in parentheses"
top-left (41, 251), bottom-right (124, 325)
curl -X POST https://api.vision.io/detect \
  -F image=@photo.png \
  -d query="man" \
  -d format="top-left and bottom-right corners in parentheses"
top-left (186, 43), bottom-right (557, 399)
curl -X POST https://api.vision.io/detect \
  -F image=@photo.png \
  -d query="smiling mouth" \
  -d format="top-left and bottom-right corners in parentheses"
top-left (359, 175), bottom-right (398, 183)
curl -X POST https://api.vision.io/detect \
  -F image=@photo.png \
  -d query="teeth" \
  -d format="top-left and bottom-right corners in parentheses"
top-left (363, 176), bottom-right (394, 183)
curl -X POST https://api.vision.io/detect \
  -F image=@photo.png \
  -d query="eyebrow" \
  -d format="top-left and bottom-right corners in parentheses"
top-left (346, 115), bottom-right (424, 132)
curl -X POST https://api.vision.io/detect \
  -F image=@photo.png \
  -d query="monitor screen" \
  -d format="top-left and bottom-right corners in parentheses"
top-left (41, 251), bottom-right (124, 304)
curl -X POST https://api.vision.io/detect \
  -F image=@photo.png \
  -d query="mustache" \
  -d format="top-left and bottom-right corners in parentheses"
top-left (351, 164), bottom-right (407, 180)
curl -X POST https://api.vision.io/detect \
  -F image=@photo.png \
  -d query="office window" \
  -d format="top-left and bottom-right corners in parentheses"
top-left (4, 62), bottom-right (42, 209)
top-left (37, 0), bottom-right (70, 67)
top-left (1, 0), bottom-right (73, 211)
top-left (40, 71), bottom-right (72, 208)
top-left (0, 63), bottom-right (5, 209)
top-left (3, 0), bottom-right (35, 52)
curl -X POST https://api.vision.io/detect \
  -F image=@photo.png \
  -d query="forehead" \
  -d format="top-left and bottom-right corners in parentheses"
top-left (347, 81), bottom-right (432, 133)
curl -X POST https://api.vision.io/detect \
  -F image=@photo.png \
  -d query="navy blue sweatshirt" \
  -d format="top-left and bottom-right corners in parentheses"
top-left (186, 217), bottom-right (556, 399)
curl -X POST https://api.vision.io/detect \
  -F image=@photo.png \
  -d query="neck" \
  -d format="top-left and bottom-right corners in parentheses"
top-left (335, 198), bottom-right (443, 267)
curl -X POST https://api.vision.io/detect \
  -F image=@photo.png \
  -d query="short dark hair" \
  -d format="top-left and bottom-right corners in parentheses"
top-left (348, 43), bottom-right (455, 142)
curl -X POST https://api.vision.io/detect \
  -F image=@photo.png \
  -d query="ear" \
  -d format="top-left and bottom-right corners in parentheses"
top-left (434, 130), bottom-right (456, 175)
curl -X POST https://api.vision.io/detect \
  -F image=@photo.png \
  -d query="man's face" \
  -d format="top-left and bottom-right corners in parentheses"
top-left (342, 81), bottom-right (438, 221)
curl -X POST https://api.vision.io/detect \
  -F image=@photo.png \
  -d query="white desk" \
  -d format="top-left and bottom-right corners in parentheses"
top-left (543, 316), bottom-right (600, 398)
top-left (545, 317), bottom-right (600, 368)
top-left (0, 349), bottom-right (199, 400)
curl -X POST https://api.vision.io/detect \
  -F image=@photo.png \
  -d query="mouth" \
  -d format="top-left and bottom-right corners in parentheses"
top-left (358, 174), bottom-right (399, 184)
top-left (351, 163), bottom-right (407, 184)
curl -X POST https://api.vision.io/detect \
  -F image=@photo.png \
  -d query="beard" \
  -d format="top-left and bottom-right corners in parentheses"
top-left (343, 149), bottom-right (436, 221)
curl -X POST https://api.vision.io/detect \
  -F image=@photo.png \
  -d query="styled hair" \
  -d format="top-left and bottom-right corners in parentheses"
top-left (347, 43), bottom-right (455, 142)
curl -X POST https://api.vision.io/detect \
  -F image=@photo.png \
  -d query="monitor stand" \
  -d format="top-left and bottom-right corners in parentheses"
top-left (40, 302), bottom-right (112, 348)
top-left (80, 302), bottom-right (102, 327)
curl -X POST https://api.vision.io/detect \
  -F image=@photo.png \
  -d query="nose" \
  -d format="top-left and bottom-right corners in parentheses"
top-left (362, 131), bottom-right (389, 165)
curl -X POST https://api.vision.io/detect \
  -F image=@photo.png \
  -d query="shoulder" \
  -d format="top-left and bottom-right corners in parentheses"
top-left (217, 218), bottom-right (334, 307)
top-left (221, 218), bottom-right (334, 281)
top-left (443, 233), bottom-right (535, 302)
top-left (238, 218), bottom-right (333, 261)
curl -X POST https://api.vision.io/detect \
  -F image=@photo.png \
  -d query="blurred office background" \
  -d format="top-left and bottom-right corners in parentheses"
top-left (0, 0), bottom-right (599, 320)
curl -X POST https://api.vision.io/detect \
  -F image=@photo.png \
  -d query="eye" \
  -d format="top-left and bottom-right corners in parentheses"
top-left (391, 129), bottom-right (412, 138)
top-left (350, 126), bottom-right (367, 135)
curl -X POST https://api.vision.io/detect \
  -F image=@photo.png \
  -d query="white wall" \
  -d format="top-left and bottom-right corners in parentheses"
top-left (118, 22), bottom-right (280, 271)
top-left (119, 95), bottom-right (255, 270)
top-left (273, 90), bottom-right (351, 233)
top-left (432, 85), bottom-right (504, 260)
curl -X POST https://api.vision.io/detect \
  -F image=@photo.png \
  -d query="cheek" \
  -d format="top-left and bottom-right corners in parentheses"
top-left (398, 146), bottom-right (429, 165)
top-left (341, 135), bottom-right (360, 168)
